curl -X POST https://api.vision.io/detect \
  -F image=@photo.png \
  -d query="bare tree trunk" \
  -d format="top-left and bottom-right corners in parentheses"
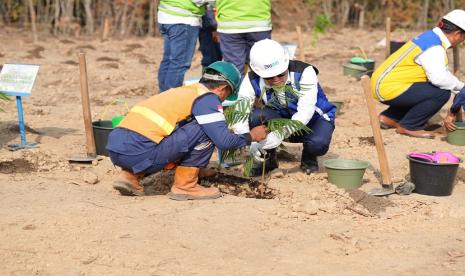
top-left (322, 0), bottom-right (333, 23)
top-left (53, 0), bottom-right (60, 35)
top-left (339, 0), bottom-right (350, 27)
top-left (44, 0), bottom-right (52, 24)
top-left (153, 0), bottom-right (160, 36)
top-left (27, 0), bottom-right (38, 43)
top-left (120, 0), bottom-right (129, 36)
top-left (148, 0), bottom-right (155, 36)
top-left (83, 0), bottom-right (94, 34)
top-left (416, 0), bottom-right (429, 30)
top-left (358, 2), bottom-right (366, 29)
top-left (126, 5), bottom-right (137, 37)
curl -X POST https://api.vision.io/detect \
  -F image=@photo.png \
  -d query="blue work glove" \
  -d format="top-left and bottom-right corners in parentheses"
top-left (450, 87), bottom-right (465, 114)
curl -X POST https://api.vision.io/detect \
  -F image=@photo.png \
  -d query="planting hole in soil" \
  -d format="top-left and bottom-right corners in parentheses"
top-left (202, 172), bottom-right (278, 199)
top-left (0, 159), bottom-right (37, 174)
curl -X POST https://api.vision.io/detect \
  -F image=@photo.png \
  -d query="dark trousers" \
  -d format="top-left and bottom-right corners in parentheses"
top-left (199, 29), bottom-right (222, 68)
top-left (249, 107), bottom-right (335, 158)
top-left (381, 82), bottom-right (451, 130)
top-left (219, 31), bottom-right (271, 77)
top-left (106, 121), bottom-right (214, 174)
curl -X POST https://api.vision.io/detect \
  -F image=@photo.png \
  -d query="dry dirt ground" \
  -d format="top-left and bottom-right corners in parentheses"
top-left (1, 25), bottom-right (465, 275)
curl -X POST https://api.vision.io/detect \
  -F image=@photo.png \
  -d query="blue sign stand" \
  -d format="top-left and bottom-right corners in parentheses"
top-left (0, 64), bottom-right (40, 151)
top-left (7, 96), bottom-right (38, 151)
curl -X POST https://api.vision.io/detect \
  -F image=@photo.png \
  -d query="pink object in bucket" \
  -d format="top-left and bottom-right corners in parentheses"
top-left (408, 151), bottom-right (460, 164)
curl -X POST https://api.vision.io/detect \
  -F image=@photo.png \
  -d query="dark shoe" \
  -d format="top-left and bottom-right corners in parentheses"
top-left (379, 115), bottom-right (399, 129)
top-left (396, 126), bottom-right (434, 139)
top-left (301, 151), bottom-right (319, 175)
top-left (300, 162), bottom-right (319, 175)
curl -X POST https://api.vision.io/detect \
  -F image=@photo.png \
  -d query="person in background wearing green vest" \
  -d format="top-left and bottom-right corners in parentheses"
top-left (216, 0), bottom-right (272, 78)
top-left (157, 0), bottom-right (213, 92)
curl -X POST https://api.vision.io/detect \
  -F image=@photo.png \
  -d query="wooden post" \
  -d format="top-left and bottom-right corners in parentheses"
top-left (385, 17), bottom-right (391, 58)
top-left (296, 25), bottom-right (305, 61)
top-left (78, 53), bottom-right (97, 157)
top-left (361, 76), bottom-right (392, 187)
top-left (27, 0), bottom-right (38, 43)
top-left (102, 17), bottom-right (111, 40)
top-left (453, 47), bottom-right (460, 74)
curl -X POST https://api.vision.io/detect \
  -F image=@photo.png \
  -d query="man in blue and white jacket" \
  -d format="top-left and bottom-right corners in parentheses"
top-left (232, 39), bottom-right (336, 175)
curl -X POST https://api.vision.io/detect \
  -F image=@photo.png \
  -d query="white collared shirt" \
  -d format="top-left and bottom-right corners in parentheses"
top-left (232, 67), bottom-right (319, 134)
top-left (415, 27), bottom-right (464, 92)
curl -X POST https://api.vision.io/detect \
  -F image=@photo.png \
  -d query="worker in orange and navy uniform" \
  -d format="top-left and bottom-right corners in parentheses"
top-left (371, 9), bottom-right (465, 139)
top-left (106, 61), bottom-right (267, 200)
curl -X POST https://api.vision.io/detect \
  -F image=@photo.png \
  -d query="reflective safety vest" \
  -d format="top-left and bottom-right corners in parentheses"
top-left (159, 0), bottom-right (205, 18)
top-left (118, 83), bottom-right (209, 143)
top-left (371, 30), bottom-right (448, 101)
top-left (216, 0), bottom-right (271, 33)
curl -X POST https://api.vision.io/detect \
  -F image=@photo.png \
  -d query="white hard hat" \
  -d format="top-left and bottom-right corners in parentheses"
top-left (249, 39), bottom-right (290, 78)
top-left (443, 9), bottom-right (465, 32)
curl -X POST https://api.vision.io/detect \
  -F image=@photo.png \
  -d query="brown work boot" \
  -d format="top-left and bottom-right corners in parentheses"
top-left (379, 115), bottom-right (399, 129)
top-left (199, 167), bottom-right (217, 178)
top-left (112, 169), bottom-right (145, 196)
top-left (396, 126), bottom-right (434, 139)
top-left (168, 166), bottom-right (222, 201)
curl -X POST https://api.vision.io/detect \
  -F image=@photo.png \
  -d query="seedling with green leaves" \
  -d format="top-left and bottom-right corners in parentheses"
top-left (223, 89), bottom-right (312, 177)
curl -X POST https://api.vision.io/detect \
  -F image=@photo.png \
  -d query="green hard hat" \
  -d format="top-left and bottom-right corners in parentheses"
top-left (203, 61), bottom-right (241, 101)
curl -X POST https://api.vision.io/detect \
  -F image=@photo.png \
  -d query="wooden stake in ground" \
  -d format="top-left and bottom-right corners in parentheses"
top-left (385, 17), bottom-right (391, 58)
top-left (102, 17), bottom-right (111, 41)
top-left (361, 75), bottom-right (393, 194)
top-left (296, 25), bottom-right (305, 61)
top-left (78, 53), bottom-right (97, 157)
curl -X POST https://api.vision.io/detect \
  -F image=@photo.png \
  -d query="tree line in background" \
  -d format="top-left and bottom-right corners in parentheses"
top-left (313, 0), bottom-right (464, 30)
top-left (0, 0), bottom-right (464, 39)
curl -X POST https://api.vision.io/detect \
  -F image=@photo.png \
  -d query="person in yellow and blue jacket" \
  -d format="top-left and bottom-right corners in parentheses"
top-left (106, 62), bottom-right (267, 200)
top-left (371, 10), bottom-right (465, 139)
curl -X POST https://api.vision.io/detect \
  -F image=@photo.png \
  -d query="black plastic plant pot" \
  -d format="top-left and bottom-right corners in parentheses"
top-left (92, 120), bottom-right (113, 156)
top-left (407, 156), bottom-right (460, 196)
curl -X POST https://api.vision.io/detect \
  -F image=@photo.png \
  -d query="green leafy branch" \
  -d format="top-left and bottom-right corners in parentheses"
top-left (222, 95), bottom-right (312, 178)
top-left (223, 97), bottom-right (253, 127)
top-left (312, 15), bottom-right (333, 46)
top-left (0, 92), bottom-right (11, 112)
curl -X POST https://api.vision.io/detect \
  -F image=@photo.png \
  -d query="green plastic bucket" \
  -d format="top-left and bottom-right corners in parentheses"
top-left (323, 159), bottom-right (370, 189)
top-left (343, 63), bottom-right (367, 79)
top-left (350, 57), bottom-right (375, 73)
top-left (111, 115), bottom-right (125, 128)
top-left (447, 122), bottom-right (465, 146)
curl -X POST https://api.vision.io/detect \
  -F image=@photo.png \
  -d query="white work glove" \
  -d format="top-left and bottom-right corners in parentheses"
top-left (250, 142), bottom-right (265, 162)
top-left (262, 131), bottom-right (283, 150)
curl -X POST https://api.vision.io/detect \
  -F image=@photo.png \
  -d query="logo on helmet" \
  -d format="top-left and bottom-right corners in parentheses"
top-left (264, 60), bottom-right (279, 70)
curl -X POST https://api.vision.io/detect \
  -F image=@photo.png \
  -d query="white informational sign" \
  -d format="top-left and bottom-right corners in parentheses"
top-left (0, 64), bottom-right (40, 97)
